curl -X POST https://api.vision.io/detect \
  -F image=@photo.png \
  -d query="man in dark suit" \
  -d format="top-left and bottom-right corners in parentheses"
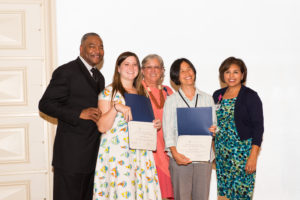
top-left (39, 32), bottom-right (105, 200)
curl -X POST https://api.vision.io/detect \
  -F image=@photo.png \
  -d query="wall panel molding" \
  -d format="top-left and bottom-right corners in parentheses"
top-left (0, 0), bottom-right (42, 4)
top-left (0, 0), bottom-right (57, 199)
top-left (0, 67), bottom-right (27, 106)
top-left (0, 180), bottom-right (30, 200)
top-left (0, 10), bottom-right (26, 49)
top-left (0, 56), bottom-right (44, 60)
top-left (0, 124), bottom-right (29, 164)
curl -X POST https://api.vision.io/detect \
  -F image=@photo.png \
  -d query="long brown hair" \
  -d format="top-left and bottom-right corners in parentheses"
top-left (111, 51), bottom-right (146, 100)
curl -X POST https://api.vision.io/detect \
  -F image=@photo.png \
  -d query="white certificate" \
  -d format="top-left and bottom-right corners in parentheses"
top-left (176, 135), bottom-right (213, 162)
top-left (128, 121), bottom-right (157, 151)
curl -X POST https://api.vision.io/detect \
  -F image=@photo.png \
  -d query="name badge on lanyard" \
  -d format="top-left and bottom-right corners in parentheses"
top-left (215, 94), bottom-right (222, 111)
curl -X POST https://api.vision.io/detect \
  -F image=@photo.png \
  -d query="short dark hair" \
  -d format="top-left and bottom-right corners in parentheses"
top-left (81, 32), bottom-right (101, 45)
top-left (170, 58), bottom-right (196, 85)
top-left (219, 57), bottom-right (247, 84)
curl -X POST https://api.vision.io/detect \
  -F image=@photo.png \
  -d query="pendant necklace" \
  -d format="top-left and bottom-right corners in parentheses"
top-left (145, 84), bottom-right (165, 109)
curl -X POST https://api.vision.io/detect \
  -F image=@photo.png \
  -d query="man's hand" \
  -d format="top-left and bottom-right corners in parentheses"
top-left (80, 107), bottom-right (102, 123)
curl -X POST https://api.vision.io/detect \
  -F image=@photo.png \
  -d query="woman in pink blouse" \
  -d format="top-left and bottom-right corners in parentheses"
top-left (139, 54), bottom-right (174, 199)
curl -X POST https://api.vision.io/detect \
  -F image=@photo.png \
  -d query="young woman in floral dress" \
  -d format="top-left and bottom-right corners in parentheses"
top-left (93, 52), bottom-right (162, 200)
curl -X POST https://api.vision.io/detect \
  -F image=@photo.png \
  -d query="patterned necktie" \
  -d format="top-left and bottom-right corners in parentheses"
top-left (91, 67), bottom-right (100, 82)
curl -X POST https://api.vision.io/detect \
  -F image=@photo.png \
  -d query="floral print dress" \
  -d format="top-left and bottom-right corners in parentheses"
top-left (215, 97), bottom-right (255, 200)
top-left (93, 86), bottom-right (162, 200)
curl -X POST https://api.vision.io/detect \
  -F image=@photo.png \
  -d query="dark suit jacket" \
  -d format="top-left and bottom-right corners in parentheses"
top-left (39, 57), bottom-right (105, 173)
top-left (213, 85), bottom-right (264, 146)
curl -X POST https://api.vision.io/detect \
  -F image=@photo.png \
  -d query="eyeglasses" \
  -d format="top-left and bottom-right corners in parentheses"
top-left (143, 66), bottom-right (163, 70)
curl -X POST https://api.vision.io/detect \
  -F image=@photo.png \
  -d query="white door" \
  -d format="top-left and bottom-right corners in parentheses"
top-left (0, 0), bottom-right (56, 199)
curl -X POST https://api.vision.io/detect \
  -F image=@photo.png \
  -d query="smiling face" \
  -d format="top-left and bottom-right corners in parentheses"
top-left (223, 64), bottom-right (244, 88)
top-left (142, 58), bottom-right (164, 86)
top-left (80, 35), bottom-right (104, 66)
top-left (179, 61), bottom-right (195, 86)
top-left (118, 56), bottom-right (139, 82)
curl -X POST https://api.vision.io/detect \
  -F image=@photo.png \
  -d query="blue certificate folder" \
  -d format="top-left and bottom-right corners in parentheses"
top-left (177, 107), bottom-right (213, 136)
top-left (124, 93), bottom-right (154, 122)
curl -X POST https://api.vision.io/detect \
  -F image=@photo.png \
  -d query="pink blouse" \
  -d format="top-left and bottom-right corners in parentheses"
top-left (142, 81), bottom-right (174, 199)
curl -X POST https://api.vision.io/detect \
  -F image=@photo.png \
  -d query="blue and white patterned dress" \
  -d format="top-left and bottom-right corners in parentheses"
top-left (215, 97), bottom-right (255, 200)
top-left (93, 86), bottom-right (161, 200)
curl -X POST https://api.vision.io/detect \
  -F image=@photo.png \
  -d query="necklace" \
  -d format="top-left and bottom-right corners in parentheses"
top-left (145, 84), bottom-right (165, 109)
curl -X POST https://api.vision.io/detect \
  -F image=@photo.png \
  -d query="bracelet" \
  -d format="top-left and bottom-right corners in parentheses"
top-left (113, 101), bottom-right (118, 112)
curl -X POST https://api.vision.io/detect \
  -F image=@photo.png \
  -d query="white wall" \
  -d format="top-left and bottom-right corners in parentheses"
top-left (56, 0), bottom-right (300, 199)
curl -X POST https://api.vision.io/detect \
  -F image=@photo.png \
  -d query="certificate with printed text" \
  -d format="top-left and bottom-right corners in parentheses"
top-left (176, 135), bottom-right (213, 162)
top-left (128, 121), bottom-right (157, 151)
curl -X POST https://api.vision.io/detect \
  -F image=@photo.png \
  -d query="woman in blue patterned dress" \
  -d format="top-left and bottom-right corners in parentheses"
top-left (213, 57), bottom-right (264, 200)
top-left (93, 52), bottom-right (162, 200)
